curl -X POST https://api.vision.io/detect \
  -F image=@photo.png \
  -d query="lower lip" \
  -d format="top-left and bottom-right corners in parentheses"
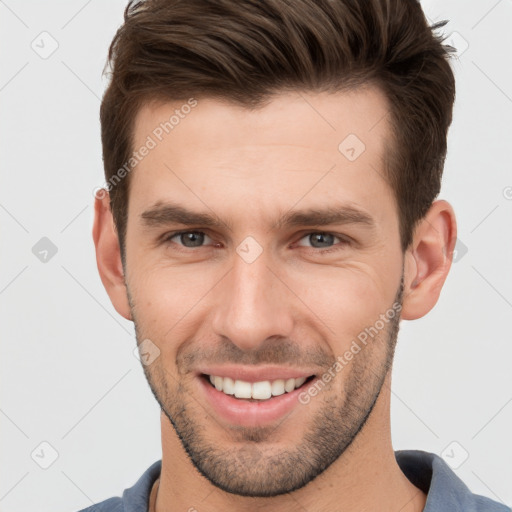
top-left (198, 375), bottom-right (314, 427)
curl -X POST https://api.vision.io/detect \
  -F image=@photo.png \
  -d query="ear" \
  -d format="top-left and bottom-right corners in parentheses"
top-left (401, 200), bottom-right (457, 320)
top-left (92, 190), bottom-right (132, 321)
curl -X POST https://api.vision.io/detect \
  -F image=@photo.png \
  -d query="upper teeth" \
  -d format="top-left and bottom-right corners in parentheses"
top-left (208, 375), bottom-right (308, 400)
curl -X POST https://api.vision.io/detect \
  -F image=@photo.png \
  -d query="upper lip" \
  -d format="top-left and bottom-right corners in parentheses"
top-left (197, 365), bottom-right (316, 383)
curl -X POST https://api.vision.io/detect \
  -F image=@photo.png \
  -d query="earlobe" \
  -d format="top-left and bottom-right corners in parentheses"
top-left (401, 200), bottom-right (457, 320)
top-left (92, 190), bottom-right (132, 321)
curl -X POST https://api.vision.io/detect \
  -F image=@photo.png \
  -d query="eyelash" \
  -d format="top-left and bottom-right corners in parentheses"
top-left (162, 230), bottom-right (351, 255)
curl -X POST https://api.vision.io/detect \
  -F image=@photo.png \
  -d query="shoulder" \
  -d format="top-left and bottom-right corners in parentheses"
top-left (76, 497), bottom-right (124, 512)
top-left (73, 460), bottom-right (162, 512)
top-left (473, 495), bottom-right (512, 512)
top-left (395, 450), bottom-right (510, 512)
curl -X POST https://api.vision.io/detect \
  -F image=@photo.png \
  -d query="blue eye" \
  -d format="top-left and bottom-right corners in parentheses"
top-left (165, 231), bottom-right (214, 248)
top-left (163, 230), bottom-right (349, 254)
top-left (297, 232), bottom-right (340, 249)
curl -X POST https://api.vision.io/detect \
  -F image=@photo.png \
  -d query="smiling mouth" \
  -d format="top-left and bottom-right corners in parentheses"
top-left (201, 373), bottom-right (316, 401)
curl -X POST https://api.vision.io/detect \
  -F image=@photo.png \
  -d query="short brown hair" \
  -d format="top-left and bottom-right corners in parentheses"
top-left (100, 0), bottom-right (456, 259)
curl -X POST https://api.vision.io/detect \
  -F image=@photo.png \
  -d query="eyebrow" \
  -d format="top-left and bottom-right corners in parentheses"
top-left (140, 202), bottom-right (375, 232)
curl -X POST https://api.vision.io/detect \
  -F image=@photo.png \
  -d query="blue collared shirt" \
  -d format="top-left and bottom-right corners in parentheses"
top-left (76, 450), bottom-right (510, 511)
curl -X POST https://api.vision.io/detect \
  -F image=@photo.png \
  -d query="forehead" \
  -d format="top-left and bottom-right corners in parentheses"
top-left (133, 86), bottom-right (390, 155)
top-left (128, 87), bottom-right (395, 228)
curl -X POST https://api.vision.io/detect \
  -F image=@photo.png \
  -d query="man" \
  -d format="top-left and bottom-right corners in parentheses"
top-left (82, 0), bottom-right (508, 511)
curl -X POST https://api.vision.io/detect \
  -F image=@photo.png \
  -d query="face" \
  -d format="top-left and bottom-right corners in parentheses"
top-left (124, 88), bottom-right (405, 497)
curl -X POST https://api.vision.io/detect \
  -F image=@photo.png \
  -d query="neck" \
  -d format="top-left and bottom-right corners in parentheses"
top-left (155, 372), bottom-right (427, 512)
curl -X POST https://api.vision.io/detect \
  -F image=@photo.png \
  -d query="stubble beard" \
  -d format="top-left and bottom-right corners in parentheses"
top-left (130, 275), bottom-right (404, 497)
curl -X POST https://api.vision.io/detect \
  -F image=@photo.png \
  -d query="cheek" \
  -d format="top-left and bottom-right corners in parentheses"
top-left (289, 265), bottom-right (395, 348)
top-left (128, 245), bottom-right (402, 355)
top-left (129, 263), bottom-right (217, 341)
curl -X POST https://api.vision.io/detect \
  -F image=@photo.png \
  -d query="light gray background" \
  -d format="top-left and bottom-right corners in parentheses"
top-left (1, 1), bottom-right (511, 511)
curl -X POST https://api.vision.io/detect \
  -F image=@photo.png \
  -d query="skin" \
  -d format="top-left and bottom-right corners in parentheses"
top-left (93, 87), bottom-right (457, 512)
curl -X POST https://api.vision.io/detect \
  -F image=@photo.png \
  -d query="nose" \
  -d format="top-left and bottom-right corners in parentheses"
top-left (211, 246), bottom-right (294, 352)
